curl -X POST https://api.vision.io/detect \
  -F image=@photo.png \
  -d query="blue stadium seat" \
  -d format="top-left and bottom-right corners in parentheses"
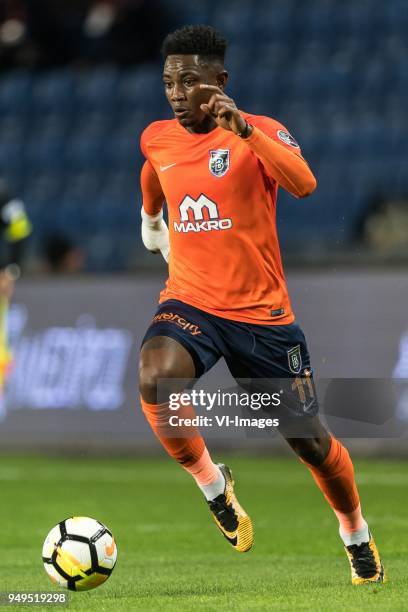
top-left (86, 230), bottom-right (138, 271)
top-left (0, 116), bottom-right (25, 173)
top-left (27, 116), bottom-right (68, 159)
top-left (252, 42), bottom-right (292, 73)
top-left (163, 0), bottom-right (211, 25)
top-left (210, 3), bottom-right (255, 43)
top-left (62, 172), bottom-right (102, 202)
top-left (384, 0), bottom-right (408, 30)
top-left (65, 134), bottom-right (106, 171)
top-left (0, 141), bottom-right (23, 172)
top-left (70, 111), bottom-right (112, 140)
top-left (0, 72), bottom-right (32, 114)
top-left (31, 71), bottom-right (75, 113)
top-left (74, 68), bottom-right (119, 111)
top-left (115, 109), bottom-right (151, 135)
top-left (24, 135), bottom-right (65, 171)
top-left (104, 129), bottom-right (142, 170)
top-left (0, 116), bottom-right (25, 142)
top-left (252, 1), bottom-right (294, 41)
top-left (23, 172), bottom-right (63, 207)
top-left (117, 67), bottom-right (164, 109)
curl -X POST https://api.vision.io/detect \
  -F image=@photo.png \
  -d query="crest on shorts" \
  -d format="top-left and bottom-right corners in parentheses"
top-left (287, 345), bottom-right (302, 374)
top-left (209, 149), bottom-right (230, 177)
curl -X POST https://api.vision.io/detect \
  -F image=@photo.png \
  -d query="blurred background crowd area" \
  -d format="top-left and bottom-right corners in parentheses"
top-left (0, 0), bottom-right (407, 272)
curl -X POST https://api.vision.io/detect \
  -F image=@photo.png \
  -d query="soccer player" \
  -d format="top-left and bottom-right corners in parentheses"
top-left (0, 178), bottom-right (32, 390)
top-left (138, 25), bottom-right (385, 584)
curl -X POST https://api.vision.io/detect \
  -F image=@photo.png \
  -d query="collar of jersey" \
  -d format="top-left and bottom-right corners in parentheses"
top-left (174, 120), bottom-right (223, 138)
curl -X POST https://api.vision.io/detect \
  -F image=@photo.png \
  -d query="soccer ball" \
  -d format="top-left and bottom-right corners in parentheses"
top-left (42, 516), bottom-right (117, 591)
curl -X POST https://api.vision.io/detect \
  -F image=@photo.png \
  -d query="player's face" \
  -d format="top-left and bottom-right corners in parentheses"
top-left (163, 54), bottom-right (227, 132)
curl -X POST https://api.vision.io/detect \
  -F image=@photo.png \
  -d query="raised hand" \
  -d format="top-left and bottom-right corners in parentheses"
top-left (199, 85), bottom-right (252, 137)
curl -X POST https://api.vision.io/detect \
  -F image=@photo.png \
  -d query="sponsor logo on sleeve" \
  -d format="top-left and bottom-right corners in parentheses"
top-left (271, 308), bottom-right (285, 317)
top-left (277, 130), bottom-right (299, 148)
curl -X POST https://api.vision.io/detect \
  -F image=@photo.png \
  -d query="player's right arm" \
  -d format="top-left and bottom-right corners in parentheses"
top-left (141, 159), bottom-right (165, 216)
top-left (140, 159), bottom-right (169, 262)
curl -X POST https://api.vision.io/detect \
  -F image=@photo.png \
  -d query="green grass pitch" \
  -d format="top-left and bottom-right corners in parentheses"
top-left (1, 455), bottom-right (407, 611)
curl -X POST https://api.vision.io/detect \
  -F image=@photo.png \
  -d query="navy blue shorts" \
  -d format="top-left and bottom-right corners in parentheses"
top-left (142, 299), bottom-right (318, 418)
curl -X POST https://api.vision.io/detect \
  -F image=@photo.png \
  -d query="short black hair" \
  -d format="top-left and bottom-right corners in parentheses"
top-left (161, 25), bottom-right (227, 64)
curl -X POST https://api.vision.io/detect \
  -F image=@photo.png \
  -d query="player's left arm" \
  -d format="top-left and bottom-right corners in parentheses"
top-left (200, 85), bottom-right (317, 198)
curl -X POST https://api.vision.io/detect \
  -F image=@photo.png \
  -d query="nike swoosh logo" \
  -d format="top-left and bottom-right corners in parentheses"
top-left (160, 163), bottom-right (177, 172)
top-left (222, 533), bottom-right (238, 546)
top-left (215, 523), bottom-right (238, 546)
top-left (303, 400), bottom-right (316, 414)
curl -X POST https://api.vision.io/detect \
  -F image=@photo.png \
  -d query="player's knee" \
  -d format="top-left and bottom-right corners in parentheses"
top-left (139, 355), bottom-right (192, 404)
top-left (138, 363), bottom-right (173, 404)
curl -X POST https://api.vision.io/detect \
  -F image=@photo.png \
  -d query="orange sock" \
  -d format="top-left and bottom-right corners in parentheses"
top-left (187, 447), bottom-right (221, 486)
top-left (140, 398), bottom-right (220, 488)
top-left (302, 437), bottom-right (364, 533)
top-left (140, 397), bottom-right (205, 467)
top-left (333, 503), bottom-right (365, 534)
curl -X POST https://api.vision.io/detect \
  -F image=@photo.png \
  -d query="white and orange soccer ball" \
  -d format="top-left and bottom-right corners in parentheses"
top-left (42, 516), bottom-right (117, 591)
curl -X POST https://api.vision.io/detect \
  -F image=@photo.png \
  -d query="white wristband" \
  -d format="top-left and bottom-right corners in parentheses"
top-left (141, 207), bottom-right (169, 262)
top-left (141, 207), bottom-right (163, 225)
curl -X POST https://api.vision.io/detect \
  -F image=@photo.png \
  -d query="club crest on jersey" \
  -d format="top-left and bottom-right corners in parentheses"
top-left (209, 149), bottom-right (230, 177)
top-left (287, 345), bottom-right (302, 374)
top-left (277, 130), bottom-right (299, 148)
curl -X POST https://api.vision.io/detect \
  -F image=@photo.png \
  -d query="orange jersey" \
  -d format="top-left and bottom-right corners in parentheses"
top-left (140, 112), bottom-right (316, 325)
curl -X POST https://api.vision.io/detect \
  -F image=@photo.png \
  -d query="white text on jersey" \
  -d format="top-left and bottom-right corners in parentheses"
top-left (174, 194), bottom-right (232, 234)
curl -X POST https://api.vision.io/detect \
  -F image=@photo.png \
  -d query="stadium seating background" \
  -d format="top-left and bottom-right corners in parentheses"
top-left (0, 0), bottom-right (406, 270)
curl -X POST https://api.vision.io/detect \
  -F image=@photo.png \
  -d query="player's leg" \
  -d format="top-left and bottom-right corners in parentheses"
top-left (281, 416), bottom-right (385, 584)
top-left (222, 318), bottom-right (384, 581)
top-left (139, 300), bottom-right (253, 551)
top-left (139, 334), bottom-right (223, 497)
top-left (270, 322), bottom-right (386, 584)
